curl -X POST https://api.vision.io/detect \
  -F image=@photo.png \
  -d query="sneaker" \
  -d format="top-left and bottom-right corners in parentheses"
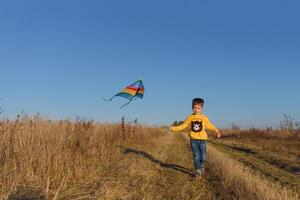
top-left (195, 169), bottom-right (202, 177)
top-left (201, 168), bottom-right (205, 175)
top-left (195, 168), bottom-right (205, 177)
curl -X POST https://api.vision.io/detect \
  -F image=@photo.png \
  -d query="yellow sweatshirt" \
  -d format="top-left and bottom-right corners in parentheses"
top-left (170, 114), bottom-right (218, 140)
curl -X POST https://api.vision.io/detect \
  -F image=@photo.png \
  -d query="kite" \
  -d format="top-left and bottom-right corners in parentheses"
top-left (103, 79), bottom-right (145, 108)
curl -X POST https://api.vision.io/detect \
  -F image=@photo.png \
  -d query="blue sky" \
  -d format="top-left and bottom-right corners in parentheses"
top-left (0, 0), bottom-right (299, 128)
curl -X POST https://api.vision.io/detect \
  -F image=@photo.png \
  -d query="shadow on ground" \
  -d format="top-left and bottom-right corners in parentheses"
top-left (119, 146), bottom-right (196, 176)
top-left (7, 186), bottom-right (45, 200)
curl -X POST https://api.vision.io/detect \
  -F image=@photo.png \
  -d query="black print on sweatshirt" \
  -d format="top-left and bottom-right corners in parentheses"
top-left (191, 121), bottom-right (203, 132)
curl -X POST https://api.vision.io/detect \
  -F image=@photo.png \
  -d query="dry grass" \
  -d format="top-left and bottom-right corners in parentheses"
top-left (0, 116), bottom-right (165, 199)
top-left (210, 138), bottom-right (300, 175)
top-left (220, 128), bottom-right (300, 140)
top-left (1, 115), bottom-right (299, 200)
top-left (208, 131), bottom-right (300, 198)
top-left (206, 144), bottom-right (299, 200)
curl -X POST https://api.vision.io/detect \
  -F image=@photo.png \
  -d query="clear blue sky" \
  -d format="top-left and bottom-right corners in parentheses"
top-left (1, 0), bottom-right (299, 128)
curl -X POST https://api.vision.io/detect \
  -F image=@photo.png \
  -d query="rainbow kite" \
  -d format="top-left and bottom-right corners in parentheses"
top-left (103, 80), bottom-right (145, 108)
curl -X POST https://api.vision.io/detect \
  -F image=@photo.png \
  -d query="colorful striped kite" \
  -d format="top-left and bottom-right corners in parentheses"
top-left (103, 80), bottom-right (145, 108)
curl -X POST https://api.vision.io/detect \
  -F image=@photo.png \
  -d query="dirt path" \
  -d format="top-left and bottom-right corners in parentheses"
top-left (109, 133), bottom-right (216, 200)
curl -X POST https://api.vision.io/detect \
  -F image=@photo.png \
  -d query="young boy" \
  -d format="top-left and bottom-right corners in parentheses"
top-left (169, 98), bottom-right (220, 176)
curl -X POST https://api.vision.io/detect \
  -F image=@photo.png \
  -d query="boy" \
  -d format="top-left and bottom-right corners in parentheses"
top-left (169, 98), bottom-right (220, 176)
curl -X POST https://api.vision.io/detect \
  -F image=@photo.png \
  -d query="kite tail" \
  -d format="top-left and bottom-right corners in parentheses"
top-left (120, 98), bottom-right (134, 109)
top-left (120, 98), bottom-right (139, 109)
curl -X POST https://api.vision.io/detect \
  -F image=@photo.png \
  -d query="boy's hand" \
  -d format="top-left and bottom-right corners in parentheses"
top-left (216, 130), bottom-right (221, 138)
top-left (168, 126), bottom-right (173, 132)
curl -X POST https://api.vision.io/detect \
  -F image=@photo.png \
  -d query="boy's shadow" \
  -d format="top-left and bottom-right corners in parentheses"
top-left (119, 146), bottom-right (196, 176)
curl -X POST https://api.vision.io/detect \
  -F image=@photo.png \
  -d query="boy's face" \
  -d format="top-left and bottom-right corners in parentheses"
top-left (193, 104), bottom-right (203, 115)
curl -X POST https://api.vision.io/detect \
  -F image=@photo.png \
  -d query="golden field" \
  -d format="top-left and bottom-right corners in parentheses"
top-left (0, 116), bottom-right (299, 200)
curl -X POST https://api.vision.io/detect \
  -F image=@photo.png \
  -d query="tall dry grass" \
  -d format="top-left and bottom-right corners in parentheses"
top-left (0, 116), bottom-right (164, 199)
top-left (206, 144), bottom-right (299, 200)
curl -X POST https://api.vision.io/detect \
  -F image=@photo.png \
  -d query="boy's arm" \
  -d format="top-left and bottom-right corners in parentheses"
top-left (169, 116), bottom-right (191, 132)
top-left (204, 116), bottom-right (221, 138)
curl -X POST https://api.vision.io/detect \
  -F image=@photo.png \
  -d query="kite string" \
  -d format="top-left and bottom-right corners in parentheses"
top-left (102, 95), bottom-right (116, 102)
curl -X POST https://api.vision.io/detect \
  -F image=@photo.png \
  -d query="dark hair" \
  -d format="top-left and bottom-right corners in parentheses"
top-left (192, 98), bottom-right (204, 107)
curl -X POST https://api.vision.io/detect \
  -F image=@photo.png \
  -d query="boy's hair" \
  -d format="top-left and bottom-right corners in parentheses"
top-left (192, 98), bottom-right (204, 107)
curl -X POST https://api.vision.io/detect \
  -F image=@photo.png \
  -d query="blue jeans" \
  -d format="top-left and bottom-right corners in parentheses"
top-left (190, 139), bottom-right (206, 169)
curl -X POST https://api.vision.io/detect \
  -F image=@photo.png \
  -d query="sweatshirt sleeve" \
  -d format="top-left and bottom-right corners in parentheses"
top-left (170, 116), bottom-right (191, 132)
top-left (203, 116), bottom-right (219, 133)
